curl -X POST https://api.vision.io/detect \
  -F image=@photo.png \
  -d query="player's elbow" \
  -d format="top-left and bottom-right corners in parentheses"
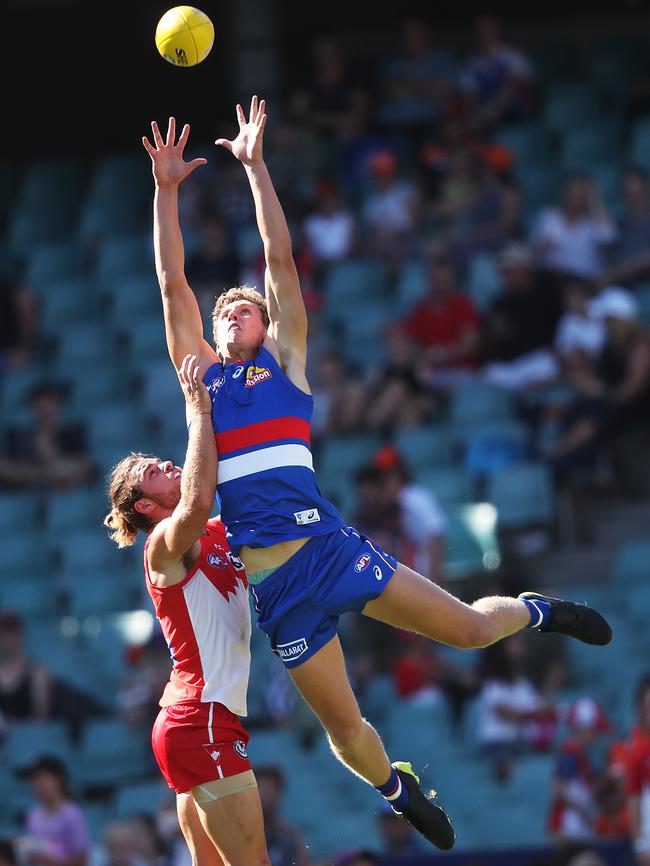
top-left (190, 493), bottom-right (216, 517)
top-left (265, 242), bottom-right (294, 268)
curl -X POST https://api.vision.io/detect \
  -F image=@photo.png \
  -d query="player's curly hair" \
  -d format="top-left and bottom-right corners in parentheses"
top-left (104, 452), bottom-right (156, 548)
top-left (211, 286), bottom-right (269, 347)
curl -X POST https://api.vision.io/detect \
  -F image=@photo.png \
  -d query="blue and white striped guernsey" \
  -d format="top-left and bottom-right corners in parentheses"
top-left (203, 346), bottom-right (346, 554)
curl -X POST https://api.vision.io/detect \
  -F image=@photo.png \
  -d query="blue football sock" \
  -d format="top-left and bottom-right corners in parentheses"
top-left (522, 597), bottom-right (552, 630)
top-left (376, 766), bottom-right (410, 813)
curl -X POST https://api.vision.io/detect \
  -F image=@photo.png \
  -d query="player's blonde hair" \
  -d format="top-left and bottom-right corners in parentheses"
top-left (104, 452), bottom-right (156, 548)
top-left (211, 286), bottom-right (270, 347)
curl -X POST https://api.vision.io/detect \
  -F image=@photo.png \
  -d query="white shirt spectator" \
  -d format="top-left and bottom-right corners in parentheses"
top-left (362, 181), bottom-right (418, 235)
top-left (530, 207), bottom-right (617, 279)
top-left (554, 313), bottom-right (606, 357)
top-left (398, 483), bottom-right (447, 575)
top-left (303, 210), bottom-right (355, 261)
top-left (476, 677), bottom-right (544, 745)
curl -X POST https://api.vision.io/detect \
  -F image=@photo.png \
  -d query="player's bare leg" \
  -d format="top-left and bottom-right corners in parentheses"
top-left (176, 794), bottom-right (224, 866)
top-left (363, 563), bottom-right (611, 647)
top-left (288, 635), bottom-right (455, 850)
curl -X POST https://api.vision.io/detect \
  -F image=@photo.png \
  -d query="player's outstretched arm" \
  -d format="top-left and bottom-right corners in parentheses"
top-left (216, 97), bottom-right (308, 373)
top-left (148, 354), bottom-right (217, 580)
top-left (143, 118), bottom-right (218, 374)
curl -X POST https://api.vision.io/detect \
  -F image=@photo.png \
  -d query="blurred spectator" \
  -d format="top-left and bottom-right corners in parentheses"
top-left (0, 382), bottom-right (96, 491)
top-left (566, 853), bottom-right (608, 866)
top-left (96, 822), bottom-right (146, 866)
top-left (360, 150), bottom-right (421, 263)
top-left (458, 14), bottom-right (537, 134)
top-left (399, 254), bottom-right (481, 379)
top-left (619, 673), bottom-right (650, 864)
top-left (290, 38), bottom-right (370, 144)
top-left (482, 242), bottom-right (563, 364)
top-left (116, 634), bottom-right (173, 730)
top-left (210, 159), bottom-right (256, 232)
top-left (127, 814), bottom-right (168, 866)
top-left (475, 634), bottom-right (555, 783)
top-left (362, 327), bottom-right (437, 433)
top-left (185, 212), bottom-right (242, 320)
top-left (530, 172), bottom-right (617, 281)
top-left (444, 153), bottom-right (522, 275)
top-left (0, 839), bottom-right (17, 866)
top-left (375, 18), bottom-right (456, 131)
top-left (371, 444), bottom-right (448, 581)
top-left (0, 610), bottom-right (52, 722)
top-left (303, 181), bottom-right (358, 269)
top-left (255, 765), bottom-right (310, 866)
top-left (310, 348), bottom-right (365, 444)
top-left (548, 697), bottom-right (612, 846)
top-left (376, 802), bottom-right (420, 856)
top-left (17, 755), bottom-right (91, 866)
top-left (601, 165), bottom-right (650, 287)
top-left (0, 277), bottom-right (39, 373)
top-left (333, 850), bottom-right (379, 866)
top-left (554, 280), bottom-right (606, 360)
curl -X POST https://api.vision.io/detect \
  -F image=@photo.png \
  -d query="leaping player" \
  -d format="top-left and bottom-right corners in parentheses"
top-left (142, 101), bottom-right (612, 851)
top-left (104, 353), bottom-right (270, 866)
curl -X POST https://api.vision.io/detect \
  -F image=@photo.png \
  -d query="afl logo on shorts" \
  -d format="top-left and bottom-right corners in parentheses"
top-left (233, 740), bottom-right (248, 759)
top-left (354, 553), bottom-right (371, 572)
top-left (207, 552), bottom-right (228, 569)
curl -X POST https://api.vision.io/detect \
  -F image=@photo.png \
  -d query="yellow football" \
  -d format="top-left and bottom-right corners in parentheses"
top-left (155, 6), bottom-right (214, 67)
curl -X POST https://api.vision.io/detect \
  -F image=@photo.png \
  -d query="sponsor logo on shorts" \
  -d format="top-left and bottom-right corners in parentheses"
top-left (294, 508), bottom-right (321, 526)
top-left (355, 553), bottom-right (371, 572)
top-left (227, 551), bottom-right (246, 571)
top-left (374, 565), bottom-right (383, 581)
top-left (276, 638), bottom-right (308, 661)
top-left (245, 366), bottom-right (272, 388)
top-left (207, 552), bottom-right (229, 569)
top-left (234, 740), bottom-right (248, 759)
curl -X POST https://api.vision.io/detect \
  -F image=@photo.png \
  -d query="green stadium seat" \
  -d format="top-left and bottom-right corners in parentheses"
top-left (0, 364), bottom-right (53, 414)
top-left (46, 487), bottom-right (107, 535)
top-left (52, 321), bottom-right (118, 369)
top-left (560, 121), bottom-right (623, 169)
top-left (612, 540), bottom-right (650, 586)
top-left (322, 259), bottom-right (388, 326)
top-left (542, 81), bottom-right (601, 133)
top-left (3, 720), bottom-right (75, 772)
top-left (315, 433), bottom-right (382, 482)
top-left (449, 382), bottom-right (514, 428)
top-left (53, 527), bottom-right (133, 577)
top-left (118, 316), bottom-right (169, 362)
top-left (95, 235), bottom-right (153, 281)
top-left (87, 153), bottom-right (151, 204)
top-left (444, 504), bottom-right (495, 579)
top-left (394, 424), bottom-right (455, 473)
top-left (0, 579), bottom-right (52, 618)
top-left (6, 204), bottom-right (72, 252)
top-left (0, 492), bottom-right (39, 532)
top-left (466, 252), bottom-right (503, 311)
top-left (0, 534), bottom-right (54, 580)
top-left (107, 276), bottom-right (161, 325)
top-left (37, 278), bottom-right (96, 327)
top-left (85, 401), bottom-right (146, 451)
top-left (416, 466), bottom-right (475, 507)
top-left (16, 157), bottom-right (87, 207)
top-left (66, 573), bottom-right (137, 618)
top-left (78, 718), bottom-right (154, 788)
top-left (77, 198), bottom-right (144, 242)
top-left (629, 115), bottom-right (650, 172)
top-left (66, 365), bottom-right (129, 411)
top-left (493, 122), bottom-right (553, 166)
top-left (25, 241), bottom-right (87, 289)
top-left (114, 779), bottom-right (173, 818)
top-left (486, 461), bottom-right (555, 530)
top-left (397, 260), bottom-right (428, 308)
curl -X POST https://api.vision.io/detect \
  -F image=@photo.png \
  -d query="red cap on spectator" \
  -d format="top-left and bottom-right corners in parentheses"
top-left (565, 697), bottom-right (612, 733)
top-left (372, 444), bottom-right (403, 471)
top-left (368, 150), bottom-right (397, 177)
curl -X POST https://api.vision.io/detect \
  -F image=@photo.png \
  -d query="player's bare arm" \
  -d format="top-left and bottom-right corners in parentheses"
top-left (147, 353), bottom-right (217, 585)
top-left (143, 117), bottom-right (219, 375)
top-left (216, 96), bottom-right (309, 392)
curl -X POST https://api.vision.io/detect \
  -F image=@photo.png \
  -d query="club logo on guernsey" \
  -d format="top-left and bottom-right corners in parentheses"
top-left (276, 638), bottom-right (308, 661)
top-left (245, 366), bottom-right (272, 388)
top-left (227, 551), bottom-right (245, 571)
top-left (207, 552), bottom-right (228, 569)
top-left (233, 740), bottom-right (248, 759)
top-left (355, 553), bottom-right (371, 572)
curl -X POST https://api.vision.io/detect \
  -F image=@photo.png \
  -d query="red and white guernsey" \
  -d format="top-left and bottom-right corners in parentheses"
top-left (144, 518), bottom-right (251, 717)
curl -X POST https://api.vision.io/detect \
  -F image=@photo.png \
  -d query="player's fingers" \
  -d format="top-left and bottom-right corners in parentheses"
top-left (151, 120), bottom-right (164, 147)
top-left (179, 353), bottom-right (191, 383)
top-left (236, 104), bottom-right (246, 127)
top-left (191, 360), bottom-right (200, 387)
top-left (166, 117), bottom-right (176, 146)
top-left (258, 114), bottom-right (267, 135)
top-left (250, 94), bottom-right (258, 123)
top-left (256, 99), bottom-right (266, 125)
top-left (142, 137), bottom-right (156, 156)
top-left (177, 122), bottom-right (190, 150)
top-left (187, 158), bottom-right (208, 174)
top-left (214, 139), bottom-right (232, 152)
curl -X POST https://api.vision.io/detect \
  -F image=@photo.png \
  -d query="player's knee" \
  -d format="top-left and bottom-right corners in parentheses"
top-left (326, 714), bottom-right (366, 753)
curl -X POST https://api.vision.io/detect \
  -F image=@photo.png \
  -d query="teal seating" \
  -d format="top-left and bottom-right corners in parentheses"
top-left (25, 241), bottom-right (87, 289)
top-left (78, 718), bottom-right (153, 788)
top-left (52, 321), bottom-right (118, 369)
top-left (466, 252), bottom-right (503, 311)
top-left (36, 278), bottom-right (96, 327)
top-left (53, 527), bottom-right (130, 576)
top-left (3, 720), bottom-right (74, 772)
top-left (486, 461), bottom-right (555, 529)
top-left (397, 260), bottom-right (428, 308)
top-left (0, 534), bottom-right (52, 580)
top-left (636, 284), bottom-right (650, 328)
top-left (46, 487), bottom-right (107, 534)
top-left (416, 466), bottom-right (475, 507)
top-left (315, 433), bottom-right (382, 482)
top-left (77, 198), bottom-right (144, 242)
top-left (114, 779), bottom-right (172, 818)
top-left (119, 316), bottom-right (170, 362)
top-left (95, 235), bottom-right (153, 281)
top-left (444, 505), bottom-right (494, 579)
top-left (0, 363), bottom-right (52, 414)
top-left (7, 204), bottom-right (72, 252)
top-left (449, 382), bottom-right (513, 428)
top-left (0, 492), bottom-right (38, 532)
top-left (107, 275), bottom-right (161, 325)
top-left (87, 152), bottom-right (151, 205)
top-left (86, 402), bottom-right (146, 451)
top-left (611, 540), bottom-right (650, 586)
top-left (67, 365), bottom-right (128, 411)
top-left (322, 258), bottom-right (387, 328)
top-left (67, 573), bottom-right (134, 618)
top-left (542, 81), bottom-right (601, 133)
top-left (394, 425), bottom-right (455, 472)
top-left (1, 579), bottom-right (52, 618)
top-left (16, 157), bottom-right (86, 208)
top-left (628, 115), bottom-right (650, 172)
top-left (560, 121), bottom-right (623, 169)
top-left (493, 122), bottom-right (553, 166)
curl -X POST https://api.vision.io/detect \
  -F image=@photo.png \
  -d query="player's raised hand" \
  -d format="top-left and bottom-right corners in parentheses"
top-left (215, 95), bottom-right (267, 166)
top-left (178, 354), bottom-right (212, 417)
top-left (142, 117), bottom-right (207, 187)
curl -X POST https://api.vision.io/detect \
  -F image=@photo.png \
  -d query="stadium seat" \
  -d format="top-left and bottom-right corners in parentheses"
top-left (113, 779), bottom-right (173, 818)
top-left (77, 198), bottom-right (144, 242)
top-left (107, 275), bottom-right (162, 325)
top-left (459, 419), bottom-right (532, 478)
top-left (45, 487), bottom-right (107, 535)
top-left (0, 534), bottom-right (53, 580)
top-left (486, 461), bottom-right (556, 530)
top-left (542, 81), bottom-right (601, 133)
top-left (78, 718), bottom-right (153, 788)
top-left (415, 466), bottom-right (475, 507)
top-left (493, 122), bottom-right (553, 166)
top-left (394, 424), bottom-right (455, 472)
top-left (36, 278), bottom-right (96, 327)
top-left (397, 260), bottom-right (428, 309)
top-left (560, 121), bottom-right (623, 169)
top-left (87, 152), bottom-right (151, 205)
top-left (636, 284), bottom-right (650, 329)
top-left (16, 157), bottom-right (87, 208)
top-left (0, 579), bottom-right (52, 618)
top-left (119, 316), bottom-right (170, 362)
top-left (322, 259), bottom-right (388, 328)
top-left (94, 235), bottom-right (154, 281)
top-left (315, 433), bottom-right (382, 482)
top-left (66, 365), bottom-right (128, 411)
top-left (444, 504), bottom-right (497, 579)
top-left (3, 721), bottom-right (75, 773)
top-left (66, 574), bottom-right (136, 618)
top-left (449, 382), bottom-right (514, 428)
top-left (85, 401), bottom-right (146, 451)
top-left (0, 492), bottom-right (39, 532)
top-left (25, 241), bottom-right (88, 289)
top-left (52, 321), bottom-right (119, 369)
top-left (611, 539), bottom-right (650, 586)
top-left (466, 252), bottom-right (503, 311)
top-left (0, 363), bottom-right (53, 414)
top-left (6, 204), bottom-right (73, 253)
top-left (52, 527), bottom-right (132, 578)
top-left (628, 115), bottom-right (650, 172)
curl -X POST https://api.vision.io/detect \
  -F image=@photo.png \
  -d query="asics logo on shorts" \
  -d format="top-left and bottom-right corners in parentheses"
top-left (374, 566), bottom-right (383, 581)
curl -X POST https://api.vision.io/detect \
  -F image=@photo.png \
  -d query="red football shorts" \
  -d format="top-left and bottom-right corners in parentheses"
top-left (151, 700), bottom-right (252, 794)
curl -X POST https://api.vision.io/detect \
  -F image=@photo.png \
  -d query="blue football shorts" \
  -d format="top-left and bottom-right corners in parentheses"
top-left (250, 526), bottom-right (397, 669)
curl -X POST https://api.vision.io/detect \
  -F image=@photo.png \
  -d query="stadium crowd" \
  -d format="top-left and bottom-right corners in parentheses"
top-left (1, 10), bottom-right (650, 866)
